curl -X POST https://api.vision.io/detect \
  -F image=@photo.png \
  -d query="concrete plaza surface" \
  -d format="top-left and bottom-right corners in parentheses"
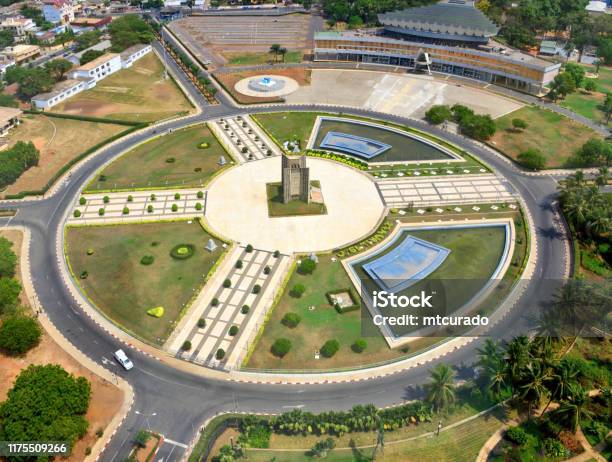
top-left (285, 69), bottom-right (522, 119)
top-left (205, 156), bottom-right (385, 253)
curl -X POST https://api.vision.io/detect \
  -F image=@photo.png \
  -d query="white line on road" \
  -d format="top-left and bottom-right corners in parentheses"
top-left (163, 438), bottom-right (188, 449)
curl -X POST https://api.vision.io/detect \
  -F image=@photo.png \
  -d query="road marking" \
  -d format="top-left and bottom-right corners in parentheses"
top-left (163, 438), bottom-right (188, 449)
top-left (282, 404), bottom-right (305, 409)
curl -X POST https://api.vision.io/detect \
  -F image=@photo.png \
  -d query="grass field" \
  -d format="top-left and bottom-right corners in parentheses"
top-left (246, 225), bottom-right (508, 370)
top-left (266, 181), bottom-right (326, 217)
top-left (223, 51), bottom-right (303, 66)
top-left (53, 53), bottom-right (193, 122)
top-left (85, 124), bottom-right (231, 191)
top-left (240, 408), bottom-right (506, 462)
top-left (560, 90), bottom-right (609, 126)
top-left (253, 112), bottom-right (319, 147)
top-left (65, 221), bottom-right (224, 344)
top-left (491, 106), bottom-right (601, 168)
top-left (1, 114), bottom-right (127, 198)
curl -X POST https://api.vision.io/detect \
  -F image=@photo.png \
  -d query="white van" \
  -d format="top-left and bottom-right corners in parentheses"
top-left (114, 349), bottom-right (134, 370)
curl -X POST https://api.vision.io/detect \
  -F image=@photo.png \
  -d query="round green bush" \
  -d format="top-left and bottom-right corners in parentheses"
top-left (263, 266), bottom-right (271, 275)
top-left (150, 193), bottom-right (156, 201)
top-left (195, 202), bottom-right (202, 211)
top-left (281, 313), bottom-right (301, 328)
top-left (351, 339), bottom-right (367, 353)
top-left (197, 318), bottom-right (206, 328)
top-left (174, 192), bottom-right (181, 200)
top-left (216, 348), bottom-right (225, 360)
top-left (73, 210), bottom-right (81, 218)
top-left (246, 244), bottom-right (253, 253)
top-left (273, 250), bottom-right (280, 258)
top-left (147, 205), bottom-right (154, 213)
top-left (223, 278), bottom-right (232, 288)
top-left (211, 298), bottom-right (219, 307)
top-left (252, 284), bottom-right (261, 294)
top-left (505, 426), bottom-right (528, 446)
top-left (140, 255), bottom-right (155, 266)
top-left (80, 270), bottom-right (88, 279)
top-left (171, 204), bottom-right (179, 212)
top-left (166, 157), bottom-right (176, 163)
top-left (321, 339), bottom-right (340, 358)
top-left (170, 244), bottom-right (195, 260)
top-left (181, 340), bottom-right (192, 351)
top-left (298, 258), bottom-right (316, 275)
top-left (103, 196), bottom-right (110, 204)
top-left (235, 260), bottom-right (243, 269)
top-left (86, 248), bottom-right (94, 255)
top-left (122, 207), bottom-right (129, 215)
top-left (271, 338), bottom-right (292, 358)
top-left (197, 141), bottom-right (210, 149)
top-left (241, 305), bottom-right (250, 314)
top-left (98, 208), bottom-right (105, 216)
top-left (290, 283), bottom-right (306, 298)
top-left (127, 195), bottom-right (133, 202)
top-left (0, 315), bottom-right (41, 354)
top-left (228, 325), bottom-right (239, 336)
top-left (79, 197), bottom-right (86, 206)
top-left (197, 191), bottom-right (204, 199)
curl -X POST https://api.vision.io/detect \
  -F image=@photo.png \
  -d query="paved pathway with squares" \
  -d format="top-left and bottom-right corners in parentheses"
top-left (211, 115), bottom-right (281, 163)
top-left (68, 189), bottom-right (207, 224)
top-left (167, 246), bottom-right (291, 370)
top-left (377, 174), bottom-right (516, 207)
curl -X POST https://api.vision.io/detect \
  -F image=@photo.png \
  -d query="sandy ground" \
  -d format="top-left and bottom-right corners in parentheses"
top-left (1, 115), bottom-right (126, 197)
top-left (0, 229), bottom-right (124, 461)
top-left (285, 69), bottom-right (523, 119)
top-left (205, 156), bottom-right (385, 253)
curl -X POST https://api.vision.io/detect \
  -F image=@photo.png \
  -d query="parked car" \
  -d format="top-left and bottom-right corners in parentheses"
top-left (114, 349), bottom-right (134, 370)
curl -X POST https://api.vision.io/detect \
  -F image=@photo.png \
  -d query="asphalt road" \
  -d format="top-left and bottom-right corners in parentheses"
top-left (0, 40), bottom-right (571, 462)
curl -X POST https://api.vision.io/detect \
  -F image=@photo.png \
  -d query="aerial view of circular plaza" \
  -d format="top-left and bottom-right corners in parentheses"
top-left (0, 1), bottom-right (609, 461)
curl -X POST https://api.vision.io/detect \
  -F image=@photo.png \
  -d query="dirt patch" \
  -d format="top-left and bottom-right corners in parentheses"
top-left (0, 230), bottom-right (124, 461)
top-left (207, 428), bottom-right (240, 462)
top-left (0, 115), bottom-right (127, 197)
top-left (214, 67), bottom-right (311, 105)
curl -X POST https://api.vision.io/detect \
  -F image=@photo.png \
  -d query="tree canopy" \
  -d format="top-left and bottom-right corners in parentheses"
top-left (108, 15), bottom-right (154, 52)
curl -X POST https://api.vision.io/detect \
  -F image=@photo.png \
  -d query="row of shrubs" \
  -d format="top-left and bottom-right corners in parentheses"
top-left (305, 149), bottom-right (368, 170)
top-left (336, 219), bottom-right (394, 258)
top-left (0, 142), bottom-right (40, 191)
top-left (271, 336), bottom-right (368, 359)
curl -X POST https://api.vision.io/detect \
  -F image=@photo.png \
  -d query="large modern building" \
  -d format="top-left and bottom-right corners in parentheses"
top-left (314, 0), bottom-right (561, 96)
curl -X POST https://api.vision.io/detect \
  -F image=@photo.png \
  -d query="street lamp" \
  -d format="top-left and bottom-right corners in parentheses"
top-left (135, 411), bottom-right (157, 431)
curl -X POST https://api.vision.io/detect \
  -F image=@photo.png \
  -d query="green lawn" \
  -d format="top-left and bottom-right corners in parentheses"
top-left (266, 181), bottom-right (326, 217)
top-left (491, 106), bottom-right (601, 168)
top-left (65, 221), bottom-right (225, 344)
top-left (560, 91), bottom-right (609, 126)
top-left (85, 124), bottom-right (232, 192)
top-left (253, 112), bottom-right (319, 147)
top-left (241, 408), bottom-right (505, 462)
top-left (223, 51), bottom-right (303, 66)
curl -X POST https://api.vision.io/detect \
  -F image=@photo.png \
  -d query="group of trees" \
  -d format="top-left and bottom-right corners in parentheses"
top-left (5, 57), bottom-right (73, 99)
top-left (108, 15), bottom-right (154, 52)
top-left (567, 138), bottom-right (612, 168)
top-left (0, 364), bottom-right (91, 449)
top-left (269, 44), bottom-right (288, 63)
top-left (0, 141), bottom-right (40, 190)
top-left (0, 236), bottom-right (41, 355)
top-left (425, 104), bottom-right (496, 141)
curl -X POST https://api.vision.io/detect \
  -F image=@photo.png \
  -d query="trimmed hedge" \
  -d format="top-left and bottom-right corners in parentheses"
top-left (23, 109), bottom-right (143, 127)
top-left (326, 288), bottom-right (360, 314)
top-left (170, 244), bottom-right (195, 260)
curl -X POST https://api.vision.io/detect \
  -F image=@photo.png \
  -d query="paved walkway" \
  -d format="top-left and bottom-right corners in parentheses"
top-left (377, 174), bottom-right (517, 207)
top-left (210, 115), bottom-right (281, 162)
top-left (167, 245), bottom-right (291, 370)
top-left (69, 189), bottom-right (207, 223)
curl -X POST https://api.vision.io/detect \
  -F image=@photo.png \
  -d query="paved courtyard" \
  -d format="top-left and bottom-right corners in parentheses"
top-left (205, 156), bottom-right (385, 253)
top-left (210, 115), bottom-right (281, 162)
top-left (69, 189), bottom-right (206, 223)
top-left (285, 70), bottom-right (523, 119)
top-left (167, 245), bottom-right (291, 370)
top-left (378, 174), bottom-right (516, 207)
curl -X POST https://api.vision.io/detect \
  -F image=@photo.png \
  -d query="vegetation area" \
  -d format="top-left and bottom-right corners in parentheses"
top-left (108, 14), bottom-right (154, 52)
top-left (425, 104), bottom-right (496, 141)
top-left (266, 181), bottom-right (327, 217)
top-left (0, 142), bottom-right (39, 191)
top-left (490, 106), bottom-right (603, 169)
top-left (253, 112), bottom-right (318, 149)
top-left (65, 221), bottom-right (225, 344)
top-left (5, 57), bottom-right (73, 99)
top-left (0, 365), bottom-right (91, 451)
top-left (86, 124), bottom-right (231, 191)
top-left (52, 52), bottom-right (192, 122)
top-left (560, 170), bottom-right (611, 278)
top-left (224, 50), bottom-right (303, 67)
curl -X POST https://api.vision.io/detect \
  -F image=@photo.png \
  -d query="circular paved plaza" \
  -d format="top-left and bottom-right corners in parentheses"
top-left (234, 75), bottom-right (300, 98)
top-left (205, 157), bottom-right (385, 253)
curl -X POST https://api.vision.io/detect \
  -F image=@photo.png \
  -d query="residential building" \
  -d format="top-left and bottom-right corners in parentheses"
top-left (42, 0), bottom-right (75, 24)
top-left (313, 0), bottom-right (561, 96)
top-left (69, 52), bottom-right (121, 87)
top-left (586, 1), bottom-right (608, 15)
top-left (0, 17), bottom-right (37, 42)
top-left (31, 79), bottom-right (85, 110)
top-left (1, 44), bottom-right (41, 63)
top-left (69, 16), bottom-right (112, 30)
top-left (0, 57), bottom-right (16, 74)
top-left (0, 107), bottom-right (22, 136)
top-left (119, 43), bottom-right (151, 68)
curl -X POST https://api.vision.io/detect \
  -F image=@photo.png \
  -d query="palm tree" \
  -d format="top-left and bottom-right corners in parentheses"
top-left (477, 338), bottom-right (503, 370)
top-left (371, 418), bottom-right (385, 461)
top-left (269, 44), bottom-right (281, 63)
top-left (279, 47), bottom-right (288, 63)
top-left (519, 361), bottom-right (552, 419)
top-left (504, 336), bottom-right (531, 393)
top-left (477, 338), bottom-right (506, 398)
top-left (426, 364), bottom-right (456, 411)
top-left (554, 385), bottom-right (592, 433)
top-left (542, 360), bottom-right (579, 414)
top-left (595, 166), bottom-right (609, 187)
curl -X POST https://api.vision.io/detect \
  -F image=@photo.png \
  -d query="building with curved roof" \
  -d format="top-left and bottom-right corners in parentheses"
top-left (379, 0), bottom-right (499, 45)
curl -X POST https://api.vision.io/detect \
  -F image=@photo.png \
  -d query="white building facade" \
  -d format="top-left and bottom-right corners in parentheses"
top-left (120, 43), bottom-right (152, 68)
top-left (70, 52), bottom-right (122, 87)
top-left (31, 79), bottom-right (85, 110)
